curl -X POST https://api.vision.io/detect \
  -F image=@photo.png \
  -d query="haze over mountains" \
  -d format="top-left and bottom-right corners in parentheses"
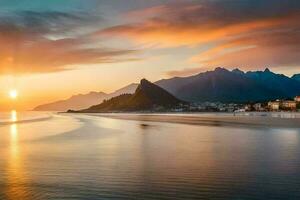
top-left (75, 79), bottom-right (185, 112)
top-left (35, 68), bottom-right (300, 111)
top-left (34, 83), bottom-right (138, 111)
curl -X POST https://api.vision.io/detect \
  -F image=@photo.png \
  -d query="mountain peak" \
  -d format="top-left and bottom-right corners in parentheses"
top-left (140, 78), bottom-right (151, 85)
top-left (156, 67), bottom-right (300, 103)
top-left (232, 68), bottom-right (244, 75)
top-left (214, 67), bottom-right (229, 73)
top-left (112, 83), bottom-right (138, 95)
top-left (292, 74), bottom-right (300, 81)
top-left (34, 85), bottom-right (137, 111)
top-left (79, 79), bottom-right (185, 112)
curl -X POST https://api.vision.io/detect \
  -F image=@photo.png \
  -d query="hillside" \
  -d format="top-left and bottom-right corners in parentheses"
top-left (77, 79), bottom-right (185, 112)
top-left (292, 74), bottom-right (300, 82)
top-left (156, 68), bottom-right (300, 103)
top-left (34, 83), bottom-right (138, 111)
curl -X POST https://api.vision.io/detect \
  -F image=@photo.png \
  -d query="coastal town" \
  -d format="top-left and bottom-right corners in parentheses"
top-left (265, 96), bottom-right (300, 111)
top-left (177, 96), bottom-right (300, 113)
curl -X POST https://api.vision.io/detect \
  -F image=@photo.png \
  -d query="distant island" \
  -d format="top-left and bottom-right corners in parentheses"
top-left (68, 79), bottom-right (187, 113)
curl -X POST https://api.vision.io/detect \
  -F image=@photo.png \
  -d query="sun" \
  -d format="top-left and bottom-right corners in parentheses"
top-left (9, 89), bottom-right (18, 99)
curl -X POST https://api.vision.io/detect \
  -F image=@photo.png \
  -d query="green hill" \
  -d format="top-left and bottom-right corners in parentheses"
top-left (74, 79), bottom-right (186, 112)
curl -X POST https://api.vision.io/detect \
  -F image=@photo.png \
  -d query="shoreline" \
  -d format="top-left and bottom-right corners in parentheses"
top-left (0, 115), bottom-right (53, 126)
top-left (79, 113), bottom-right (300, 128)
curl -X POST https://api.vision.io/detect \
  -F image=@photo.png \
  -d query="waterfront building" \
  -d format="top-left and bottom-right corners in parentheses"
top-left (281, 100), bottom-right (297, 110)
top-left (254, 103), bottom-right (262, 111)
top-left (268, 101), bottom-right (280, 111)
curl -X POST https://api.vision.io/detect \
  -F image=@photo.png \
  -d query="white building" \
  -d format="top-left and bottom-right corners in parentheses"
top-left (268, 101), bottom-right (280, 111)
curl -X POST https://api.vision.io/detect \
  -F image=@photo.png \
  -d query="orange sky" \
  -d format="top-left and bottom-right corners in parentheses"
top-left (0, 0), bottom-right (299, 110)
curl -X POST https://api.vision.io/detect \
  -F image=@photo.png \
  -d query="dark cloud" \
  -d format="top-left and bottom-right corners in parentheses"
top-left (195, 28), bottom-right (300, 69)
top-left (99, 0), bottom-right (300, 71)
top-left (0, 10), bottom-right (137, 74)
top-left (17, 11), bottom-right (87, 34)
top-left (0, 10), bottom-right (102, 36)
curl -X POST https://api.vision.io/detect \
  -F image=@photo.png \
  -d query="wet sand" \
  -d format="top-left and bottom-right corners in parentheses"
top-left (85, 113), bottom-right (300, 128)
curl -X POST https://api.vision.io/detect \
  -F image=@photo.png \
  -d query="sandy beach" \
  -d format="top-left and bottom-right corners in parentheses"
top-left (85, 113), bottom-right (300, 128)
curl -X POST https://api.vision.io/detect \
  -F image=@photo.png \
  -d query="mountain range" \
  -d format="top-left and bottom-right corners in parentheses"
top-left (292, 74), bottom-right (300, 81)
top-left (34, 83), bottom-right (138, 111)
top-left (75, 79), bottom-right (185, 112)
top-left (156, 68), bottom-right (300, 103)
top-left (34, 68), bottom-right (300, 111)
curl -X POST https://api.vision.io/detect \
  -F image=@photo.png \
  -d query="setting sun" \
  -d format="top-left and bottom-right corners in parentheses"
top-left (9, 89), bottom-right (18, 100)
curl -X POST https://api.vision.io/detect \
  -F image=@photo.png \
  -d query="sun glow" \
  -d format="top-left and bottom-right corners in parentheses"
top-left (9, 89), bottom-right (18, 99)
top-left (11, 110), bottom-right (17, 122)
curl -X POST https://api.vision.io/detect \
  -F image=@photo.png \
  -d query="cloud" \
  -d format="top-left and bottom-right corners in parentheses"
top-left (100, 1), bottom-right (299, 45)
top-left (166, 66), bottom-right (211, 77)
top-left (0, 10), bottom-right (137, 74)
top-left (98, 0), bottom-right (300, 72)
top-left (0, 38), bottom-right (137, 74)
top-left (191, 23), bottom-right (300, 70)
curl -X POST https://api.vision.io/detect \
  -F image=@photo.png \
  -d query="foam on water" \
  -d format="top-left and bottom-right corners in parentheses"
top-left (0, 111), bottom-right (53, 125)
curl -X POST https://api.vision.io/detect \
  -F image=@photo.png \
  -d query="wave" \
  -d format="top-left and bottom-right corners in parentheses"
top-left (0, 111), bottom-right (53, 126)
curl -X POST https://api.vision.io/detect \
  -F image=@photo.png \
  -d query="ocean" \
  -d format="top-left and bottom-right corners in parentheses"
top-left (0, 111), bottom-right (300, 199)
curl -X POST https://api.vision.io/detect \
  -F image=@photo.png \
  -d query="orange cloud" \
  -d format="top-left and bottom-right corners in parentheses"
top-left (98, 1), bottom-right (300, 73)
top-left (0, 37), bottom-right (136, 74)
top-left (192, 24), bottom-right (300, 69)
top-left (100, 2), bottom-right (298, 47)
top-left (0, 11), bottom-right (137, 74)
top-left (166, 66), bottom-right (212, 78)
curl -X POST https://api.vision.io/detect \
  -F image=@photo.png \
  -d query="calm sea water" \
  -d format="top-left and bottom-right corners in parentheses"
top-left (0, 112), bottom-right (300, 200)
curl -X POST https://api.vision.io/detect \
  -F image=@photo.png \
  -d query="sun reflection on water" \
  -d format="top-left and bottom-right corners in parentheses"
top-left (6, 110), bottom-right (31, 200)
top-left (10, 124), bottom-right (19, 157)
top-left (10, 110), bottom-right (17, 122)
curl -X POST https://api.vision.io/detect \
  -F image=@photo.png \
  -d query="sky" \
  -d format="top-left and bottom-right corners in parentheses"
top-left (0, 0), bottom-right (299, 110)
